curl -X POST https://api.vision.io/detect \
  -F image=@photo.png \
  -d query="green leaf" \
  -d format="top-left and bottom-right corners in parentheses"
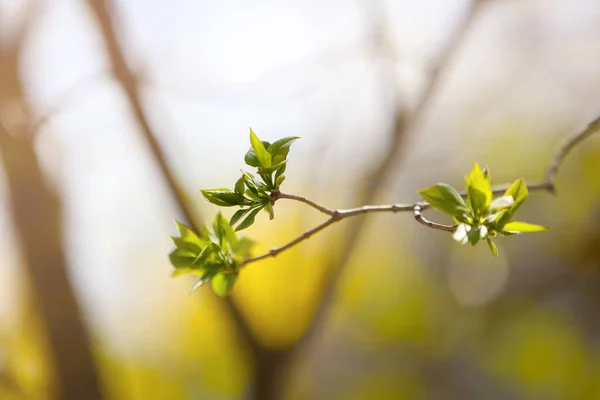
top-left (496, 178), bottom-right (529, 228)
top-left (467, 226), bottom-right (481, 246)
top-left (502, 221), bottom-right (549, 233)
top-left (191, 244), bottom-right (218, 268)
top-left (189, 268), bottom-right (220, 294)
top-left (275, 174), bottom-right (285, 188)
top-left (418, 183), bottom-right (469, 217)
top-left (235, 206), bottom-right (263, 231)
top-left (189, 276), bottom-right (209, 293)
top-left (268, 136), bottom-right (300, 165)
top-left (258, 160), bottom-right (287, 175)
top-left (172, 267), bottom-right (194, 278)
top-left (212, 212), bottom-right (238, 249)
top-left (275, 163), bottom-right (286, 181)
top-left (466, 163), bottom-right (492, 216)
top-left (230, 208), bottom-right (251, 227)
top-left (249, 129), bottom-right (272, 168)
top-left (486, 237), bottom-right (498, 257)
top-left (244, 141), bottom-right (271, 168)
top-left (174, 221), bottom-right (205, 247)
top-left (170, 237), bottom-right (201, 255)
top-left (504, 178), bottom-right (528, 208)
top-left (169, 248), bottom-right (197, 267)
top-left (264, 202), bottom-right (275, 220)
top-left (201, 189), bottom-right (246, 207)
top-left (211, 272), bottom-right (238, 296)
top-left (243, 172), bottom-right (259, 189)
top-left (489, 196), bottom-right (514, 211)
top-left (234, 177), bottom-right (245, 195)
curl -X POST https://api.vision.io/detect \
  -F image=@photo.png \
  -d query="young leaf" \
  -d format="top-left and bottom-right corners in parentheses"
top-left (496, 178), bottom-right (529, 228)
top-left (244, 142), bottom-right (270, 168)
top-left (502, 221), bottom-right (549, 233)
top-left (264, 202), bottom-right (275, 220)
top-left (211, 272), bottom-right (238, 296)
top-left (249, 129), bottom-right (272, 168)
top-left (189, 276), bottom-right (210, 294)
top-left (489, 196), bottom-right (514, 211)
top-left (169, 248), bottom-right (197, 267)
top-left (258, 159), bottom-right (287, 175)
top-left (235, 206), bottom-right (263, 231)
top-left (234, 177), bottom-right (245, 195)
top-left (172, 266), bottom-right (194, 278)
top-left (174, 221), bottom-right (206, 247)
top-left (275, 174), bottom-right (285, 188)
top-left (275, 163), bottom-right (286, 181)
top-left (171, 237), bottom-right (201, 255)
top-left (191, 245), bottom-right (217, 268)
top-left (230, 208), bottom-right (251, 227)
top-left (213, 212), bottom-right (238, 249)
top-left (418, 183), bottom-right (469, 217)
top-left (268, 136), bottom-right (300, 165)
top-left (467, 226), bottom-right (481, 246)
top-left (486, 237), bottom-right (498, 257)
top-left (504, 178), bottom-right (528, 209)
top-left (201, 189), bottom-right (246, 207)
top-left (466, 163), bottom-right (492, 216)
top-left (189, 267), bottom-right (221, 294)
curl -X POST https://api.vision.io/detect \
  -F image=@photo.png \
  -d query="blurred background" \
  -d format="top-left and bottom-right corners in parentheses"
top-left (1, 0), bottom-right (600, 399)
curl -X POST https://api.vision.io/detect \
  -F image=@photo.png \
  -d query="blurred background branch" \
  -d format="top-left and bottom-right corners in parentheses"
top-left (82, 0), bottom-right (272, 392)
top-left (0, 2), bottom-right (102, 395)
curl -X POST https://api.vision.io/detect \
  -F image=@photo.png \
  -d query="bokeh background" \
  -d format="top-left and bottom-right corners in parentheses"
top-left (2, 0), bottom-right (600, 399)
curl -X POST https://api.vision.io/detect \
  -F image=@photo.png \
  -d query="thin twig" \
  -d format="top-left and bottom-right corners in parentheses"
top-left (275, 192), bottom-right (336, 215)
top-left (243, 217), bottom-right (340, 264)
top-left (544, 115), bottom-right (600, 193)
top-left (413, 206), bottom-right (456, 232)
top-left (243, 113), bottom-right (600, 266)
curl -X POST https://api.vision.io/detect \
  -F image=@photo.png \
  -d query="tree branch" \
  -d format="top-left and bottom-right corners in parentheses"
top-left (243, 113), bottom-right (600, 267)
top-left (84, 0), bottom-right (265, 362)
top-left (275, 192), bottom-right (336, 215)
top-left (413, 206), bottom-right (456, 232)
top-left (544, 115), bottom-right (600, 193)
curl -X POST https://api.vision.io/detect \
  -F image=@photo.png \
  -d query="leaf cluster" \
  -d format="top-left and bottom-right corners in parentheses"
top-left (169, 214), bottom-right (255, 296)
top-left (201, 129), bottom-right (299, 231)
top-left (418, 163), bottom-right (548, 256)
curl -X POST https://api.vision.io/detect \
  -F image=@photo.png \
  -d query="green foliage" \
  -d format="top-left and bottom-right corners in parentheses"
top-left (417, 183), bottom-right (469, 217)
top-left (169, 215), bottom-right (255, 296)
top-left (419, 163), bottom-right (549, 256)
top-left (169, 130), bottom-right (299, 296)
top-left (203, 129), bottom-right (299, 231)
top-left (169, 126), bottom-right (552, 298)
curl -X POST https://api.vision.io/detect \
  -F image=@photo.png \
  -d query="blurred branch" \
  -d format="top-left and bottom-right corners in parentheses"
top-left (545, 115), bottom-right (600, 193)
top-left (292, 0), bottom-right (488, 354)
top-left (0, 120), bottom-right (102, 399)
top-left (83, 0), bottom-right (266, 366)
top-left (0, 1), bottom-right (102, 398)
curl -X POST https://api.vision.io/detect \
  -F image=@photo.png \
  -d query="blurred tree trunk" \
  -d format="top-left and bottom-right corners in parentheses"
top-left (0, 9), bottom-right (102, 400)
